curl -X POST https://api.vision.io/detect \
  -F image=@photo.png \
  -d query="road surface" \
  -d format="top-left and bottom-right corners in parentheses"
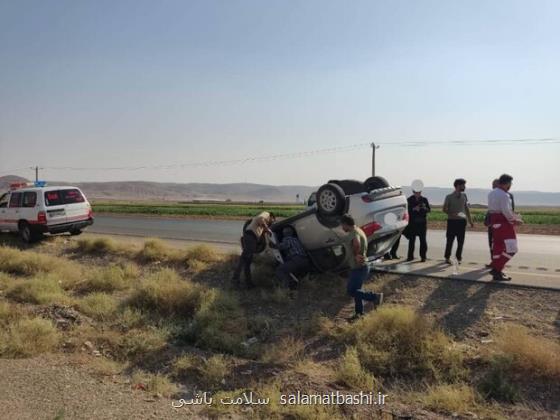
top-left (89, 214), bottom-right (560, 290)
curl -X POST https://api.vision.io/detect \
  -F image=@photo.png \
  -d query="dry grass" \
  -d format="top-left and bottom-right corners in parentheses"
top-left (131, 370), bottom-right (178, 398)
top-left (6, 275), bottom-right (73, 305)
top-left (74, 237), bottom-right (123, 254)
top-left (188, 288), bottom-right (248, 355)
top-left (137, 238), bottom-right (182, 263)
top-left (0, 246), bottom-right (83, 288)
top-left (494, 324), bottom-right (560, 380)
top-left (77, 293), bottom-right (119, 321)
top-left (261, 336), bottom-right (306, 364)
top-left (343, 305), bottom-right (464, 381)
top-left (172, 353), bottom-right (231, 389)
top-left (0, 317), bottom-right (60, 357)
top-left (186, 244), bottom-right (220, 263)
top-left (79, 264), bottom-right (139, 293)
top-left (421, 384), bottom-right (479, 415)
top-left (336, 346), bottom-right (378, 390)
top-left (117, 327), bottom-right (169, 361)
top-left (128, 268), bottom-right (203, 317)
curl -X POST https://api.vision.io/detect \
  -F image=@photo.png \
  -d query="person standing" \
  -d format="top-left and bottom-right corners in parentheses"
top-left (232, 211), bottom-right (275, 289)
top-left (341, 214), bottom-right (383, 321)
top-left (488, 174), bottom-right (522, 281)
top-left (443, 178), bottom-right (474, 264)
top-left (484, 179), bottom-right (500, 266)
top-left (406, 188), bottom-right (431, 262)
top-left (384, 236), bottom-right (400, 260)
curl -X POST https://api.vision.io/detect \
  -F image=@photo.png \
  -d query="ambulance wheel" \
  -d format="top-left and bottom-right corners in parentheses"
top-left (317, 183), bottom-right (346, 216)
top-left (19, 222), bottom-right (39, 244)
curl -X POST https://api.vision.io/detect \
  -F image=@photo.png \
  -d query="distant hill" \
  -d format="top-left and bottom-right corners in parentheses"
top-left (1, 176), bottom-right (559, 206)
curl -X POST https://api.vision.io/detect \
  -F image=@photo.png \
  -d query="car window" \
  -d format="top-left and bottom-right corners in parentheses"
top-left (62, 189), bottom-right (85, 204)
top-left (0, 193), bottom-right (8, 208)
top-left (22, 192), bottom-right (37, 208)
top-left (44, 189), bottom-right (85, 206)
top-left (9, 192), bottom-right (22, 208)
top-left (44, 191), bottom-right (64, 206)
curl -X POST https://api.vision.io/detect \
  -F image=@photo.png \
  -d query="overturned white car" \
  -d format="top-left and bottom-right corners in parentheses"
top-left (268, 177), bottom-right (409, 273)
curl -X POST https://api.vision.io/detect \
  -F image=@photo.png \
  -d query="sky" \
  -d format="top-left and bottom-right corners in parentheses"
top-left (0, 0), bottom-right (559, 191)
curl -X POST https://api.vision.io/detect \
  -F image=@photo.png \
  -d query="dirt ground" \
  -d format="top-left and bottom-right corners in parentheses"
top-left (1, 237), bottom-right (559, 419)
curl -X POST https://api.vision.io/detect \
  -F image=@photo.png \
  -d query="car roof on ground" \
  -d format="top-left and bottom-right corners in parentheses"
top-left (3, 186), bottom-right (83, 193)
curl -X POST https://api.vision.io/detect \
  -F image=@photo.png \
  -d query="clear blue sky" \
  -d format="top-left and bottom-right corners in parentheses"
top-left (0, 0), bottom-right (559, 191)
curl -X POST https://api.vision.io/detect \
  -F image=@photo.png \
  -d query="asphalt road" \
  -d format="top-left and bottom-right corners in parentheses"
top-left (90, 214), bottom-right (560, 290)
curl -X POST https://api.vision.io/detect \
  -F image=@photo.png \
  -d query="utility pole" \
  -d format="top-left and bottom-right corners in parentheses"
top-left (30, 166), bottom-right (42, 182)
top-left (371, 142), bottom-right (380, 176)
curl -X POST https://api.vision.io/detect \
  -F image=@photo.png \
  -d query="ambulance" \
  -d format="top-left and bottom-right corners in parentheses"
top-left (0, 181), bottom-right (94, 243)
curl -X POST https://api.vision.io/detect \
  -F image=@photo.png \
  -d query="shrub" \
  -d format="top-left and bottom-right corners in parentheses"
top-left (128, 268), bottom-right (203, 317)
top-left (131, 371), bottom-right (178, 398)
top-left (343, 305), bottom-right (464, 381)
top-left (0, 300), bottom-right (13, 322)
top-left (188, 289), bottom-right (248, 354)
top-left (0, 246), bottom-right (82, 288)
top-left (77, 293), bottom-right (118, 321)
top-left (336, 346), bottom-right (378, 390)
top-left (422, 384), bottom-right (479, 414)
top-left (115, 307), bottom-right (146, 330)
top-left (261, 336), bottom-right (306, 364)
top-left (479, 355), bottom-right (520, 403)
top-left (118, 328), bottom-right (168, 361)
top-left (75, 237), bottom-right (120, 254)
top-left (494, 324), bottom-right (560, 380)
top-left (80, 265), bottom-right (137, 293)
top-left (0, 317), bottom-right (60, 357)
top-left (137, 239), bottom-right (180, 263)
top-left (199, 355), bottom-right (229, 389)
top-left (6, 275), bottom-right (71, 305)
top-left (186, 245), bottom-right (220, 263)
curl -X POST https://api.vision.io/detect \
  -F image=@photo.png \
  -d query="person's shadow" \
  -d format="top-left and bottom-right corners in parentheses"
top-left (422, 279), bottom-right (500, 339)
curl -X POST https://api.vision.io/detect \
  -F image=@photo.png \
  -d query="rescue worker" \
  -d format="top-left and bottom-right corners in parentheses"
top-left (232, 211), bottom-right (275, 289)
top-left (270, 226), bottom-right (311, 290)
top-left (406, 188), bottom-right (431, 261)
top-left (341, 214), bottom-right (383, 321)
top-left (487, 174), bottom-right (523, 281)
top-left (443, 178), bottom-right (474, 264)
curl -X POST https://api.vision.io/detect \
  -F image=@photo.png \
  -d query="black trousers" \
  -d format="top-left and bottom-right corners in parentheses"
top-left (408, 222), bottom-right (427, 259)
top-left (275, 255), bottom-right (311, 289)
top-left (444, 219), bottom-right (467, 261)
top-left (389, 236), bottom-right (400, 257)
top-left (487, 227), bottom-right (493, 258)
top-left (233, 231), bottom-right (258, 283)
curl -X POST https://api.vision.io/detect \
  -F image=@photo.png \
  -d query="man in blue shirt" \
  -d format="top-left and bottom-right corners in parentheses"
top-left (271, 226), bottom-right (311, 290)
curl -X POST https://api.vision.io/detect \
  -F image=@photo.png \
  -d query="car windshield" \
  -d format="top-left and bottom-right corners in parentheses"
top-left (44, 189), bottom-right (85, 206)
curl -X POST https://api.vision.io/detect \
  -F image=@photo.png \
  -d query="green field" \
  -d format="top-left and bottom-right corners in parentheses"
top-left (91, 202), bottom-right (560, 225)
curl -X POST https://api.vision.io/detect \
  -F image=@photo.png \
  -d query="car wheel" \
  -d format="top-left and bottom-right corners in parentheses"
top-left (18, 222), bottom-right (35, 244)
top-left (364, 176), bottom-right (389, 191)
top-left (70, 229), bottom-right (83, 236)
top-left (317, 183), bottom-right (346, 216)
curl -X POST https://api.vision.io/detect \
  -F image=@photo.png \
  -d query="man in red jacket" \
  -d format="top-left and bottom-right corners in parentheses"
top-left (487, 174), bottom-right (523, 281)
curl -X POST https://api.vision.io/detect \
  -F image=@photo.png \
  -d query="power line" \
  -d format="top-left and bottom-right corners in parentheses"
top-left (1, 137), bottom-right (559, 174)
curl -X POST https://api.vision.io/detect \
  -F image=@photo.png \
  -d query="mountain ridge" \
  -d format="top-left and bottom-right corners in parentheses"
top-left (1, 176), bottom-right (559, 206)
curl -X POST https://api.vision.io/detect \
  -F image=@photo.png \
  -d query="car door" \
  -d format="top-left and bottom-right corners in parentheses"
top-left (0, 192), bottom-right (10, 230)
top-left (60, 188), bottom-right (88, 223)
top-left (7, 192), bottom-right (23, 231)
top-left (43, 190), bottom-right (68, 226)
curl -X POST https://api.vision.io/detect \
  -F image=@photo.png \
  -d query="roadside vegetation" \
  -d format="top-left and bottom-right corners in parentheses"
top-left (0, 236), bottom-right (559, 419)
top-left (92, 200), bottom-right (560, 225)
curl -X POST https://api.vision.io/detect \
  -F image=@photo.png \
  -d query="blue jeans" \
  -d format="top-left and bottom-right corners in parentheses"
top-left (347, 266), bottom-right (377, 315)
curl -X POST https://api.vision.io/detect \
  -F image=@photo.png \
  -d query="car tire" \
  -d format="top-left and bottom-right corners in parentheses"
top-left (243, 218), bottom-right (267, 254)
top-left (70, 229), bottom-right (83, 236)
top-left (364, 176), bottom-right (389, 191)
top-left (18, 221), bottom-right (37, 244)
top-left (317, 183), bottom-right (346, 216)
